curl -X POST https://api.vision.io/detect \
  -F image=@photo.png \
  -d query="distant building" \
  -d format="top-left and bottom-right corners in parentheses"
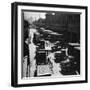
top-left (44, 12), bottom-right (80, 43)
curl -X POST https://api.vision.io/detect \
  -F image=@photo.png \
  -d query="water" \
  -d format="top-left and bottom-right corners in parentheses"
top-left (28, 28), bottom-right (38, 77)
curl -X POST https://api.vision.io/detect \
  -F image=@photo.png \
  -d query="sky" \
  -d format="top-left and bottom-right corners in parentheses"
top-left (24, 12), bottom-right (46, 23)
